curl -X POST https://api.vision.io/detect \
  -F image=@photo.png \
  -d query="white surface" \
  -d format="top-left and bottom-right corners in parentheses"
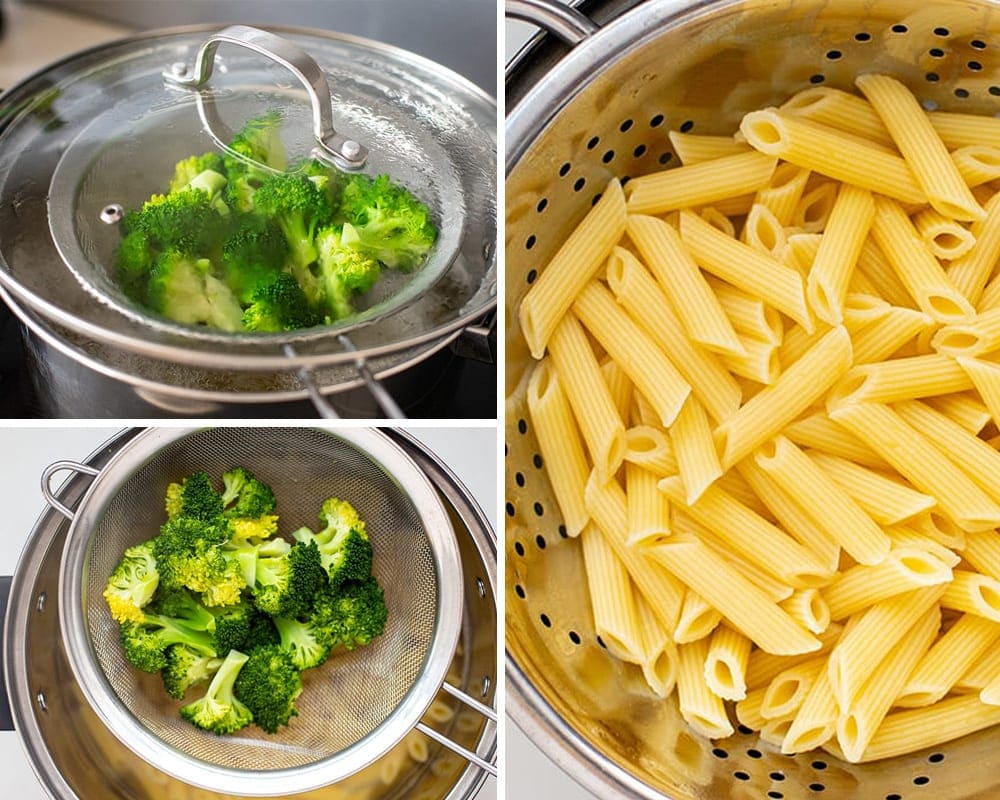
top-left (0, 426), bottom-right (496, 800)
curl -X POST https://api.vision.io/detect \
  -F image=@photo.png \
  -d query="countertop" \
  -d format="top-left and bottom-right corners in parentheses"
top-left (0, 425), bottom-right (497, 800)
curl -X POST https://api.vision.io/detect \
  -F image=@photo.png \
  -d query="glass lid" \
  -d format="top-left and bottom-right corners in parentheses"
top-left (0, 24), bottom-right (496, 369)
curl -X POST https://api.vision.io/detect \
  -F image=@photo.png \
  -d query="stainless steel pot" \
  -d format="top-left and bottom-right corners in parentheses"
top-left (1, 428), bottom-right (497, 798)
top-left (0, 22), bottom-right (497, 418)
top-left (505, 1), bottom-right (1000, 798)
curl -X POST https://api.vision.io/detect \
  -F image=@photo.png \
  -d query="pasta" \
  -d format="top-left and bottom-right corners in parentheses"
top-left (510, 72), bottom-right (1000, 765)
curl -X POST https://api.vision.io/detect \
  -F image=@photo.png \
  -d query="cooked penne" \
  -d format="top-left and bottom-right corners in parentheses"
top-left (709, 278), bottom-right (784, 345)
top-left (780, 86), bottom-right (892, 146)
top-left (957, 357), bottom-right (1000, 424)
top-left (739, 108), bottom-right (926, 204)
top-left (623, 425), bottom-right (678, 477)
top-left (674, 590), bottom-right (722, 644)
top-left (574, 281), bottom-right (691, 427)
top-left (929, 110), bottom-right (1000, 150)
top-left (963, 531), bottom-right (1000, 582)
top-left (625, 151), bottom-right (777, 214)
top-left (736, 687), bottom-right (770, 731)
top-left (626, 217), bottom-right (745, 357)
top-left (951, 145), bottom-right (1000, 188)
top-left (519, 178), bottom-right (626, 358)
top-left (669, 397), bottom-right (723, 504)
top-left (754, 162), bottom-right (811, 226)
top-left (719, 337), bottom-right (780, 384)
top-left (783, 413), bottom-right (888, 469)
top-left (668, 130), bottom-right (751, 165)
top-left (783, 666), bottom-right (839, 754)
top-left (526, 361), bottom-right (591, 537)
top-left (600, 358), bottom-right (633, 423)
top-left (924, 393), bottom-right (991, 434)
top-left (948, 194), bottom-right (1000, 306)
top-left (754, 436), bottom-right (890, 566)
top-left (780, 590), bottom-right (830, 635)
top-left (625, 461), bottom-right (671, 547)
top-left (829, 354), bottom-right (974, 406)
top-left (856, 74), bottom-right (983, 221)
top-left (912, 208), bottom-right (976, 261)
top-left (742, 203), bottom-right (788, 256)
top-left (942, 570), bottom-right (1000, 622)
top-left (934, 308), bottom-right (1000, 358)
top-left (580, 522), bottom-right (644, 662)
top-left (679, 209), bottom-right (812, 330)
top-left (635, 593), bottom-right (678, 698)
top-left (715, 326), bottom-right (852, 468)
top-left (793, 182), bottom-right (839, 234)
top-left (745, 625), bottom-right (843, 690)
top-left (850, 306), bottom-right (933, 365)
top-left (958, 647), bottom-right (1000, 693)
top-left (676, 638), bottom-right (734, 738)
top-left (548, 313), bottom-right (627, 480)
top-left (704, 625), bottom-right (752, 701)
top-left (855, 236), bottom-right (915, 310)
top-left (761, 658), bottom-right (824, 720)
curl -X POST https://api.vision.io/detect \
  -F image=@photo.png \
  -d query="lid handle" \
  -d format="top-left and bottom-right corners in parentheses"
top-left (163, 24), bottom-right (368, 170)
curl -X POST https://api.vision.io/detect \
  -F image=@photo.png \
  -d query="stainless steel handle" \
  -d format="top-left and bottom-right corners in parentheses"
top-left (506, 0), bottom-right (599, 45)
top-left (163, 24), bottom-right (367, 170)
top-left (414, 679), bottom-right (497, 776)
top-left (40, 460), bottom-right (100, 520)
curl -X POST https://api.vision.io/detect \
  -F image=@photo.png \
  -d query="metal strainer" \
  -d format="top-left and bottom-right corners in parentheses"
top-left (506, 1), bottom-right (1000, 799)
top-left (47, 427), bottom-right (466, 796)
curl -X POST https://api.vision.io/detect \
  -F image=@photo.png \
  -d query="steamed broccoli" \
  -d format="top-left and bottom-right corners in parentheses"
top-left (146, 250), bottom-right (245, 331)
top-left (243, 609), bottom-right (281, 651)
top-left (153, 516), bottom-right (245, 606)
top-left (164, 471), bottom-right (224, 521)
top-left (220, 217), bottom-right (288, 303)
top-left (233, 644), bottom-right (302, 733)
top-left (272, 614), bottom-right (331, 670)
top-left (103, 539), bottom-right (160, 624)
top-left (315, 226), bottom-right (381, 321)
top-left (220, 466), bottom-right (277, 518)
top-left (116, 229), bottom-right (155, 300)
top-left (152, 587), bottom-right (251, 653)
top-left (180, 649), bottom-right (254, 735)
top-left (242, 272), bottom-right (321, 332)
top-left (162, 645), bottom-right (224, 700)
top-left (131, 189), bottom-right (226, 256)
top-left (338, 174), bottom-right (436, 271)
top-left (292, 497), bottom-right (373, 588)
top-left (170, 152), bottom-right (225, 194)
top-left (253, 173), bottom-right (333, 271)
top-left (119, 610), bottom-right (217, 673)
top-left (252, 540), bottom-right (326, 618)
top-left (224, 111), bottom-right (286, 174)
top-left (312, 576), bottom-right (388, 651)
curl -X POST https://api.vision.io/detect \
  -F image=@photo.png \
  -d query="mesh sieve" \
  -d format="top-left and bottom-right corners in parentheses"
top-left (56, 427), bottom-right (463, 797)
top-left (506, 1), bottom-right (1000, 799)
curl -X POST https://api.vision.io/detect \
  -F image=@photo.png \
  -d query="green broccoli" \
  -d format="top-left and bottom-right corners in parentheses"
top-left (119, 610), bottom-right (217, 673)
top-left (103, 539), bottom-right (160, 624)
top-left (220, 466), bottom-right (277, 518)
top-left (252, 540), bottom-right (326, 618)
top-left (208, 600), bottom-right (254, 654)
top-left (220, 217), bottom-right (288, 303)
top-left (180, 649), bottom-right (254, 735)
top-left (148, 586), bottom-right (216, 630)
top-left (315, 226), bottom-right (381, 321)
top-left (116, 229), bottom-right (155, 301)
top-left (164, 471), bottom-right (225, 521)
top-left (162, 644), bottom-right (224, 700)
top-left (253, 173), bottom-right (333, 271)
top-left (130, 189), bottom-right (226, 256)
top-left (152, 587), bottom-right (250, 652)
top-left (153, 516), bottom-right (245, 606)
top-left (242, 272), bottom-right (321, 332)
top-left (312, 576), bottom-right (388, 651)
top-left (243, 609), bottom-right (281, 651)
top-left (272, 614), bottom-right (331, 671)
top-left (292, 497), bottom-right (373, 588)
top-left (233, 644), bottom-right (302, 733)
top-left (146, 250), bottom-right (245, 331)
top-left (169, 152), bottom-right (225, 194)
top-left (224, 111), bottom-right (286, 174)
top-left (337, 174), bottom-right (436, 271)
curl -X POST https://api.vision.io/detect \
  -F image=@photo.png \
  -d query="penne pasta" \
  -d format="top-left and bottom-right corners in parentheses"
top-left (580, 523), bottom-right (644, 662)
top-left (949, 193), bottom-right (1000, 306)
top-left (669, 396), bottom-right (723, 504)
top-left (668, 131), bottom-right (751, 165)
top-left (676, 638), bottom-right (734, 738)
top-left (625, 461), bottom-right (671, 547)
top-left (704, 625), bottom-right (752, 701)
top-left (912, 207), bottom-right (976, 261)
top-left (674, 590), bottom-right (722, 644)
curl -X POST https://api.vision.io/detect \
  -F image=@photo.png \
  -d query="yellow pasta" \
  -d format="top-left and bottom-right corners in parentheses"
top-left (829, 354), bottom-right (974, 406)
top-left (623, 425), bottom-right (678, 477)
top-left (964, 531), bottom-right (1000, 581)
top-left (912, 208), bottom-right (976, 261)
top-left (761, 658), bottom-right (824, 720)
top-left (780, 590), bottom-right (830, 636)
top-left (580, 522), bottom-right (644, 662)
top-left (806, 185), bottom-right (875, 324)
top-left (679, 209), bottom-right (812, 330)
top-left (625, 461), bottom-right (671, 547)
top-left (715, 326), bottom-right (852, 468)
top-left (626, 217), bottom-right (744, 357)
top-left (793, 181), bottom-right (839, 234)
top-left (719, 337), bottom-right (780, 385)
top-left (526, 361), bottom-right (590, 537)
top-left (958, 647), bottom-right (1000, 693)
top-left (634, 592), bottom-right (678, 698)
top-left (668, 130), bottom-right (751, 165)
top-left (600, 358), bottom-right (633, 423)
top-left (676, 638), bottom-right (734, 738)
top-left (704, 625), bottom-right (752, 701)
top-left (548, 313), bottom-right (627, 480)
top-left (925, 393), bottom-right (991, 434)
top-left (929, 110), bottom-right (1000, 150)
top-left (573, 280), bottom-right (691, 427)
top-left (941, 570), bottom-right (1000, 622)
top-left (869, 196), bottom-right (976, 322)
top-left (625, 151), bottom-right (777, 214)
top-left (754, 162), bottom-right (811, 225)
top-left (519, 177), bottom-right (626, 358)
top-left (739, 108), bottom-right (926, 204)
top-left (783, 413), bottom-right (888, 469)
top-left (935, 308), bottom-right (1000, 359)
top-left (669, 397), bottom-right (723, 504)
top-left (949, 194), bottom-right (1000, 306)
top-left (957, 357), bottom-right (1000, 424)
top-left (780, 86), bottom-right (892, 146)
top-left (783, 666), bottom-right (839, 754)
top-left (855, 236), bottom-right (915, 310)
top-left (708, 277), bottom-right (783, 345)
top-left (741, 203), bottom-right (788, 256)
top-left (855, 74), bottom-right (983, 222)
top-left (674, 590), bottom-right (722, 644)
top-left (951, 145), bottom-right (1000, 188)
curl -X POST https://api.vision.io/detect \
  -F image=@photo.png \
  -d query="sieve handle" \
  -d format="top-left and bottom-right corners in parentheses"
top-left (40, 460), bottom-right (101, 521)
top-left (162, 24), bottom-right (368, 170)
top-left (506, 0), bottom-right (599, 45)
top-left (414, 680), bottom-right (497, 776)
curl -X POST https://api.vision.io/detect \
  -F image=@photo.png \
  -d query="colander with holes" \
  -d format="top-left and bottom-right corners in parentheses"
top-left (46, 427), bottom-right (493, 796)
top-left (505, 0), bottom-right (1000, 799)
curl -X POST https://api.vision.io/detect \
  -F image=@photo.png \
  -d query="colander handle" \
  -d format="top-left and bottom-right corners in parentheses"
top-left (40, 461), bottom-right (101, 521)
top-left (506, 0), bottom-right (599, 45)
top-left (415, 680), bottom-right (497, 776)
top-left (162, 24), bottom-right (368, 170)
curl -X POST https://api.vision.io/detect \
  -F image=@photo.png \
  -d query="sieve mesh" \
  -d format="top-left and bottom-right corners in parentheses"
top-left (507, 1), bottom-right (1000, 799)
top-left (75, 428), bottom-right (441, 777)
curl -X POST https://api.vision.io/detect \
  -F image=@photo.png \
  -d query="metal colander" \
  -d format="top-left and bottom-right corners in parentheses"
top-left (506, 0), bottom-right (1000, 799)
top-left (53, 427), bottom-right (464, 796)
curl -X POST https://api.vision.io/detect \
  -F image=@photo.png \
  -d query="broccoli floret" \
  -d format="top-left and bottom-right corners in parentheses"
top-left (314, 226), bottom-right (381, 321)
top-left (338, 174), bottom-right (436, 271)
top-left (120, 611), bottom-right (217, 673)
top-left (253, 173), bottom-right (333, 271)
top-left (151, 587), bottom-right (250, 652)
top-left (292, 497), bottom-right (373, 588)
top-left (312, 576), bottom-right (388, 651)
top-left (242, 272), bottom-right (321, 332)
top-left (131, 189), bottom-right (226, 256)
top-left (272, 614), bottom-right (331, 670)
top-left (147, 250), bottom-right (245, 332)
top-left (220, 466), bottom-right (277, 518)
top-left (224, 111), bottom-right (286, 174)
top-left (243, 609), bottom-right (281, 651)
top-left (170, 152), bottom-right (225, 194)
top-left (180, 649), bottom-right (254, 735)
top-left (154, 516), bottom-right (245, 606)
top-left (228, 515), bottom-right (279, 542)
top-left (116, 229), bottom-right (155, 300)
top-left (164, 471), bottom-right (224, 521)
top-left (233, 644), bottom-right (302, 733)
top-left (253, 540), bottom-right (326, 618)
top-left (103, 539), bottom-right (160, 624)
top-left (148, 586), bottom-right (216, 630)
top-left (162, 645), bottom-right (224, 700)
top-left (220, 217), bottom-right (289, 303)
top-left (208, 600), bottom-right (254, 654)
